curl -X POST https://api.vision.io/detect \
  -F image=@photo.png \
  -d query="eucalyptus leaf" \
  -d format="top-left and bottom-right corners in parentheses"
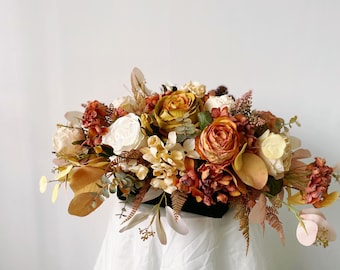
top-left (101, 175), bottom-right (111, 184)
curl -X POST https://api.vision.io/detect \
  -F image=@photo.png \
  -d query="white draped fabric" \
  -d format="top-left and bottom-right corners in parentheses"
top-left (94, 198), bottom-right (268, 270)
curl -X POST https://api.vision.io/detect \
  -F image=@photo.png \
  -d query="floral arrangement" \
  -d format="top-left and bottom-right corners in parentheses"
top-left (40, 68), bottom-right (339, 252)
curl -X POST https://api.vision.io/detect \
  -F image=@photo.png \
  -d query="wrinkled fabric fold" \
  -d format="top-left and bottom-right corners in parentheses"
top-left (94, 197), bottom-right (268, 270)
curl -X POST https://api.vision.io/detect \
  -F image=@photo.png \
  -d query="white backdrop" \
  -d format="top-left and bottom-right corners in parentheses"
top-left (1, 0), bottom-right (340, 269)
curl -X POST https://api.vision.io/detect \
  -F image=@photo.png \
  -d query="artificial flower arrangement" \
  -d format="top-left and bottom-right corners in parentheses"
top-left (40, 67), bottom-right (339, 253)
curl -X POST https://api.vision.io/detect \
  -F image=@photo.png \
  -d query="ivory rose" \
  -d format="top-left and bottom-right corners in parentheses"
top-left (53, 126), bottom-right (85, 156)
top-left (257, 130), bottom-right (292, 179)
top-left (204, 94), bottom-right (235, 113)
top-left (153, 90), bottom-right (202, 135)
top-left (102, 113), bottom-right (146, 154)
top-left (195, 116), bottom-right (240, 165)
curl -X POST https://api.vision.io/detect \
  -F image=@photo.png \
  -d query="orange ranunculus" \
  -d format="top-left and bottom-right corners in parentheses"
top-left (195, 116), bottom-right (240, 165)
top-left (153, 90), bottom-right (202, 135)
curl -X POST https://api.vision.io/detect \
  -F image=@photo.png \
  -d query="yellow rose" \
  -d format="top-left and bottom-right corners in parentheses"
top-left (195, 116), bottom-right (240, 165)
top-left (153, 90), bottom-right (202, 135)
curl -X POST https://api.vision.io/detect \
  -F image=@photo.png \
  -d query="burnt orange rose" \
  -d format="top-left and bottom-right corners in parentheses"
top-left (196, 116), bottom-right (240, 165)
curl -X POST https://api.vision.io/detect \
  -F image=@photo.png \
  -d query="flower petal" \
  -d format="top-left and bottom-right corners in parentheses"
top-left (165, 206), bottom-right (189, 235)
top-left (249, 193), bottom-right (266, 225)
top-left (141, 188), bottom-right (164, 202)
top-left (233, 151), bottom-right (268, 189)
top-left (39, 176), bottom-right (48, 194)
top-left (318, 191), bottom-right (339, 208)
top-left (296, 220), bottom-right (318, 246)
top-left (156, 210), bottom-right (167, 245)
top-left (119, 212), bottom-right (149, 233)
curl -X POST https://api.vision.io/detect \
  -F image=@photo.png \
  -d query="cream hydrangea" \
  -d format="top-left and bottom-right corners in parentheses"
top-left (140, 131), bottom-right (187, 194)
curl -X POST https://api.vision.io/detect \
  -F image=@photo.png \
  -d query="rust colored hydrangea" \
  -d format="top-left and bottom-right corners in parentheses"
top-left (82, 100), bottom-right (110, 146)
top-left (303, 157), bottom-right (334, 207)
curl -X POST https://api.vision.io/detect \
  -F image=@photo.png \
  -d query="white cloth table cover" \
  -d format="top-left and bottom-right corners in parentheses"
top-left (94, 197), bottom-right (268, 270)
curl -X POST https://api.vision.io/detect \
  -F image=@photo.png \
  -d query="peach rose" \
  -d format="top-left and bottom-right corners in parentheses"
top-left (195, 116), bottom-right (240, 165)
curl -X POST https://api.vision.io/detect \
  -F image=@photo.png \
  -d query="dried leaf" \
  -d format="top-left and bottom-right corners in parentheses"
top-left (131, 67), bottom-right (150, 98)
top-left (141, 187), bottom-right (163, 202)
top-left (68, 192), bottom-right (104, 217)
top-left (119, 212), bottom-right (150, 233)
top-left (68, 166), bottom-right (104, 194)
top-left (51, 183), bottom-right (61, 203)
top-left (156, 210), bottom-right (167, 245)
top-left (165, 206), bottom-right (189, 235)
top-left (249, 193), bottom-right (266, 229)
top-left (170, 190), bottom-right (188, 219)
top-left (39, 176), bottom-right (48, 194)
top-left (318, 191), bottom-right (339, 207)
top-left (64, 111), bottom-right (83, 125)
top-left (88, 161), bottom-right (110, 168)
top-left (266, 206), bottom-right (285, 246)
top-left (121, 179), bottom-right (151, 224)
top-left (234, 203), bottom-right (250, 255)
top-left (55, 164), bottom-right (73, 181)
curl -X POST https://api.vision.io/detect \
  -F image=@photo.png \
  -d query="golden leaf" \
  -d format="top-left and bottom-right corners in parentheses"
top-left (51, 183), bottom-right (60, 203)
top-left (39, 176), bottom-right (48, 194)
top-left (318, 192), bottom-right (339, 208)
top-left (55, 164), bottom-right (73, 180)
top-left (68, 192), bottom-right (104, 217)
top-left (287, 191), bottom-right (306, 205)
top-left (68, 166), bottom-right (105, 194)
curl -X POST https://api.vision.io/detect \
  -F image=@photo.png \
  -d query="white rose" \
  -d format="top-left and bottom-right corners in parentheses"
top-left (181, 81), bottom-right (206, 98)
top-left (111, 96), bottom-right (137, 113)
top-left (257, 130), bottom-right (292, 179)
top-left (204, 95), bottom-right (235, 112)
top-left (102, 113), bottom-right (147, 154)
top-left (52, 126), bottom-right (85, 155)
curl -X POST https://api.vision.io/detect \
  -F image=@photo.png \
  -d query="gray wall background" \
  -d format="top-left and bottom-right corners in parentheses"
top-left (1, 0), bottom-right (340, 269)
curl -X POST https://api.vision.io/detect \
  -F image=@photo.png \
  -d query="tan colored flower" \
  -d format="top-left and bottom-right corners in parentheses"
top-left (195, 116), bottom-right (240, 165)
top-left (181, 81), bottom-right (206, 98)
top-left (153, 90), bottom-right (202, 135)
top-left (53, 126), bottom-right (85, 156)
top-left (140, 132), bottom-right (185, 193)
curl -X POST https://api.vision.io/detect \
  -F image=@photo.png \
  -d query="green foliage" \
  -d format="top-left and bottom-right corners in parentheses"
top-left (198, 111), bottom-right (212, 130)
top-left (266, 176), bottom-right (283, 196)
